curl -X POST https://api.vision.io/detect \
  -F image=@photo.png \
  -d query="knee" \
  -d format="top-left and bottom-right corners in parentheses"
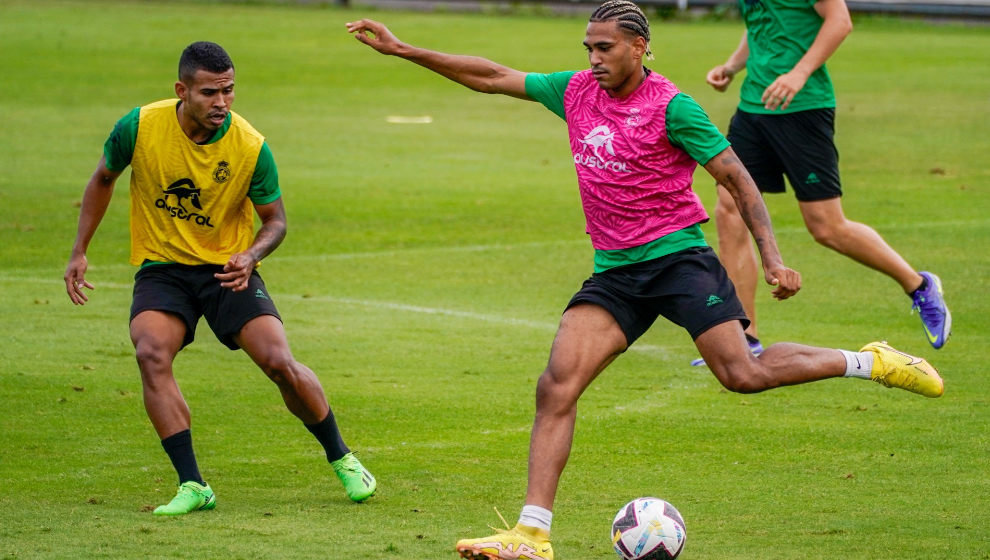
top-left (257, 351), bottom-right (296, 385)
top-left (134, 340), bottom-right (171, 375)
top-left (807, 221), bottom-right (844, 249)
top-left (535, 368), bottom-right (581, 414)
top-left (715, 195), bottom-right (742, 224)
top-left (712, 362), bottom-right (776, 394)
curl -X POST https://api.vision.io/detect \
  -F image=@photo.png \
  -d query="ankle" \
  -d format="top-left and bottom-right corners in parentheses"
top-left (514, 524), bottom-right (550, 540)
top-left (518, 504), bottom-right (553, 534)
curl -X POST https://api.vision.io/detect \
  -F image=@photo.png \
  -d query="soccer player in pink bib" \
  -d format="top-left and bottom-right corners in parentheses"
top-left (347, 3), bottom-right (943, 558)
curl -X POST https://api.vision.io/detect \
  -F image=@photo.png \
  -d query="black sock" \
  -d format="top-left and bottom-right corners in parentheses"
top-left (161, 429), bottom-right (205, 486)
top-left (912, 276), bottom-right (928, 296)
top-left (305, 410), bottom-right (351, 463)
top-left (745, 333), bottom-right (760, 345)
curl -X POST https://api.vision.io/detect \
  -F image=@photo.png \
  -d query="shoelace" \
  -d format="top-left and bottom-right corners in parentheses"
top-left (912, 288), bottom-right (943, 324)
top-left (171, 485), bottom-right (200, 503)
top-left (486, 506), bottom-right (513, 534)
top-left (872, 347), bottom-right (919, 389)
top-left (333, 457), bottom-right (362, 475)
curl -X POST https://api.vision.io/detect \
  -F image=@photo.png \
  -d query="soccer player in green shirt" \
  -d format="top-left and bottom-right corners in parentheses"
top-left (699, 0), bottom-right (951, 368)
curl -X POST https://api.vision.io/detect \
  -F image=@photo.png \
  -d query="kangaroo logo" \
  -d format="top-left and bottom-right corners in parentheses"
top-left (155, 178), bottom-right (214, 227)
top-left (162, 178), bottom-right (202, 213)
top-left (580, 125), bottom-right (616, 160)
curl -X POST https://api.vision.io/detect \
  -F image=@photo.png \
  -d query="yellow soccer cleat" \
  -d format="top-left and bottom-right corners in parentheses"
top-left (456, 523), bottom-right (554, 560)
top-left (860, 341), bottom-right (944, 398)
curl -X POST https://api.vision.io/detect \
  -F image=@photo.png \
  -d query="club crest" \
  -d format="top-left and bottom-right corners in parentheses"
top-left (213, 160), bottom-right (230, 184)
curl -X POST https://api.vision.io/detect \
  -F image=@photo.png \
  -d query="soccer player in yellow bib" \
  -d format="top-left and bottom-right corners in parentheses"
top-left (63, 42), bottom-right (375, 515)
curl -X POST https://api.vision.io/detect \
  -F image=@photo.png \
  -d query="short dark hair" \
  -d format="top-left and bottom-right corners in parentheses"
top-left (589, 0), bottom-right (653, 58)
top-left (178, 41), bottom-right (234, 83)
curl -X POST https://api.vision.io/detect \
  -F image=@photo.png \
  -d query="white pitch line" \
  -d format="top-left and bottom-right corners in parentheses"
top-left (303, 293), bottom-right (554, 331)
top-left (8, 275), bottom-right (676, 359)
top-left (279, 293), bottom-right (676, 359)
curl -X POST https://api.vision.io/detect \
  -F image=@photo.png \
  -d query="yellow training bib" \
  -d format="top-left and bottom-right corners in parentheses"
top-left (128, 99), bottom-right (264, 266)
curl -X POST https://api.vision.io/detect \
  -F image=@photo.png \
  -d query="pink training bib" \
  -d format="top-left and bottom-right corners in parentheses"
top-left (563, 70), bottom-right (709, 251)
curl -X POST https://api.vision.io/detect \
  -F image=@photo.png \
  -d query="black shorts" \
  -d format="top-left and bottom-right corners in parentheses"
top-left (566, 247), bottom-right (749, 346)
top-left (727, 108), bottom-right (842, 202)
top-left (130, 263), bottom-right (281, 350)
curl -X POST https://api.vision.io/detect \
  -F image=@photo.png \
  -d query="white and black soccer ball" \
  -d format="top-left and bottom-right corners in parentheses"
top-left (611, 497), bottom-right (687, 560)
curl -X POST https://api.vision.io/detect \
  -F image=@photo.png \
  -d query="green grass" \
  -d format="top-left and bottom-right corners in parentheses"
top-left (1, 1), bottom-right (989, 558)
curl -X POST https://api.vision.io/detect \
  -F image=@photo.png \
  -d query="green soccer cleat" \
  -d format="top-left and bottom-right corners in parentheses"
top-left (456, 523), bottom-right (554, 560)
top-left (153, 481), bottom-right (216, 516)
top-left (331, 452), bottom-right (376, 502)
top-left (861, 341), bottom-right (944, 398)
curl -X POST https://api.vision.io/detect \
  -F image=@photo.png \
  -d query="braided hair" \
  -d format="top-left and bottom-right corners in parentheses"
top-left (589, 0), bottom-right (653, 60)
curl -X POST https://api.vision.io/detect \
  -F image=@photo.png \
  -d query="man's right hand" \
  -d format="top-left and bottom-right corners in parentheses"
top-left (64, 252), bottom-right (94, 305)
top-left (706, 64), bottom-right (735, 92)
top-left (345, 19), bottom-right (405, 56)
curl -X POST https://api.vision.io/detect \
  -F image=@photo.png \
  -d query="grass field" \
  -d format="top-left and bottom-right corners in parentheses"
top-left (1, 0), bottom-right (988, 558)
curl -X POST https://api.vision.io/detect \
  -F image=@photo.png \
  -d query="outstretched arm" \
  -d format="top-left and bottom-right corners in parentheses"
top-left (706, 31), bottom-right (749, 93)
top-left (65, 156), bottom-right (122, 305)
top-left (345, 18), bottom-right (530, 99)
top-left (704, 147), bottom-right (801, 300)
top-left (761, 0), bottom-right (852, 110)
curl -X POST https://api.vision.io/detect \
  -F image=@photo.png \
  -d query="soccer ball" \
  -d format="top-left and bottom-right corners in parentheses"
top-left (611, 497), bottom-right (687, 560)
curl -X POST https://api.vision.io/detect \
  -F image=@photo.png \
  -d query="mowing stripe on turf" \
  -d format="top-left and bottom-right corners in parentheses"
top-left (19, 216), bottom-right (989, 274)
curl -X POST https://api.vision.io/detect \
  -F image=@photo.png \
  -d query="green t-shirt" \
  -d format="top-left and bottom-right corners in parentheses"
top-left (525, 71), bottom-right (726, 271)
top-left (738, 0), bottom-right (836, 114)
top-left (103, 104), bottom-right (281, 205)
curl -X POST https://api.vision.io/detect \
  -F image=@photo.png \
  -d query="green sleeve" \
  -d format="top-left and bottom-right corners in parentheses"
top-left (103, 107), bottom-right (140, 172)
top-left (248, 141), bottom-right (281, 205)
top-left (665, 93), bottom-right (730, 165)
top-left (524, 71), bottom-right (577, 121)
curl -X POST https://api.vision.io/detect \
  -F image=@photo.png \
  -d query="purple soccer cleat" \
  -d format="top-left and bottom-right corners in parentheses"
top-left (912, 271), bottom-right (951, 349)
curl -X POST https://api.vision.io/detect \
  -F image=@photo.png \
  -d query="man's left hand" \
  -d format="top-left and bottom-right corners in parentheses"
top-left (765, 264), bottom-right (801, 300)
top-left (761, 70), bottom-right (809, 111)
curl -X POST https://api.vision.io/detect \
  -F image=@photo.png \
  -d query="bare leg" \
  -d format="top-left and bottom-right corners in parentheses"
top-left (715, 184), bottom-right (761, 338)
top-left (524, 304), bottom-right (628, 510)
top-left (696, 321), bottom-right (845, 393)
top-left (235, 314), bottom-right (329, 424)
top-left (131, 310), bottom-right (190, 439)
top-left (799, 198), bottom-right (922, 293)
